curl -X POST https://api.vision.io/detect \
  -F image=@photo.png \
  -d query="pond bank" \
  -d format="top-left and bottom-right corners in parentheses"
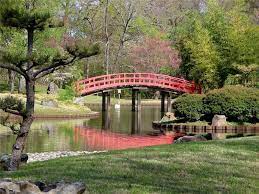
top-left (27, 151), bottom-right (107, 163)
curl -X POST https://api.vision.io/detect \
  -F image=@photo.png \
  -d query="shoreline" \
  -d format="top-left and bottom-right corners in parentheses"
top-left (27, 150), bottom-right (107, 163)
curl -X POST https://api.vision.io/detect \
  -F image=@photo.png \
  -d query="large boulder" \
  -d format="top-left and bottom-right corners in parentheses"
top-left (0, 180), bottom-right (87, 194)
top-left (52, 182), bottom-right (87, 194)
top-left (41, 100), bottom-right (58, 108)
top-left (47, 82), bottom-right (59, 95)
top-left (212, 115), bottom-right (227, 126)
top-left (174, 135), bottom-right (207, 143)
top-left (160, 112), bottom-right (177, 123)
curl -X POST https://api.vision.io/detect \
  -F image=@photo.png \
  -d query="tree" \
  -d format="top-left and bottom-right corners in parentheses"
top-left (0, 0), bottom-right (99, 171)
top-left (129, 37), bottom-right (181, 73)
top-left (173, 0), bottom-right (259, 90)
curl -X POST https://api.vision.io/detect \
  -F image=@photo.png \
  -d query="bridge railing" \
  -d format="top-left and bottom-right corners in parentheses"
top-left (76, 73), bottom-right (201, 95)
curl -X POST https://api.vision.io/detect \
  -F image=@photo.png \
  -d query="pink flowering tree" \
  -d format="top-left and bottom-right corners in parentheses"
top-left (129, 37), bottom-right (181, 73)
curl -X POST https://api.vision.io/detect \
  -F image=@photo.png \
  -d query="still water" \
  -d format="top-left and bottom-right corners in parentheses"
top-left (0, 105), bottom-right (167, 153)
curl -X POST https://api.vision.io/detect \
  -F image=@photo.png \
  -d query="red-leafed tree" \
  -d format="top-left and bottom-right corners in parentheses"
top-left (129, 37), bottom-right (181, 73)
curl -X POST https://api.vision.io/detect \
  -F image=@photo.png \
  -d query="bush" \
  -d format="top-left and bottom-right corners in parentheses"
top-left (58, 86), bottom-right (75, 101)
top-left (0, 96), bottom-right (25, 114)
top-left (203, 86), bottom-right (259, 122)
top-left (173, 94), bottom-right (205, 121)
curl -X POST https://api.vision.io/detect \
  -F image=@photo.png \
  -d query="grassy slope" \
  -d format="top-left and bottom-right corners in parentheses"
top-left (1, 137), bottom-right (258, 194)
top-left (0, 93), bottom-right (92, 116)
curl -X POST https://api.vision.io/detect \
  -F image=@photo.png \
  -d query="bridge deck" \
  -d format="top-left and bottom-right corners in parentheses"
top-left (76, 73), bottom-right (201, 95)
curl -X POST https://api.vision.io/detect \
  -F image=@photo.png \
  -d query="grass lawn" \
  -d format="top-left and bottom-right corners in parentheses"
top-left (0, 93), bottom-right (93, 117)
top-left (0, 137), bottom-right (258, 193)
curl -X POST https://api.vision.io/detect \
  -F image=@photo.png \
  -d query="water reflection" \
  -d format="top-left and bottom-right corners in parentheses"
top-left (131, 111), bottom-right (141, 135)
top-left (0, 105), bottom-right (258, 154)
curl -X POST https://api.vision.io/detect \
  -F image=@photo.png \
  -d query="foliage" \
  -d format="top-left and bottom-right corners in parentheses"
top-left (203, 86), bottom-right (259, 122)
top-left (0, 96), bottom-right (25, 115)
top-left (173, 0), bottom-right (259, 90)
top-left (174, 86), bottom-right (259, 122)
top-left (129, 37), bottom-right (181, 73)
top-left (173, 94), bottom-right (205, 121)
top-left (58, 85), bottom-right (75, 101)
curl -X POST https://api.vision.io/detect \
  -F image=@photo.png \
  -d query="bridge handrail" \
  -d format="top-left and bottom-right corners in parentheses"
top-left (76, 73), bottom-right (201, 95)
top-left (78, 73), bottom-right (192, 85)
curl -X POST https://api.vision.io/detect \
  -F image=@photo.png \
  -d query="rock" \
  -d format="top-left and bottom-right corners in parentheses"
top-left (73, 97), bottom-right (85, 106)
top-left (1, 154), bottom-right (28, 170)
top-left (0, 154), bottom-right (10, 170)
top-left (19, 181), bottom-right (42, 194)
top-left (212, 115), bottom-right (227, 126)
top-left (52, 182), bottom-right (86, 194)
top-left (0, 180), bottom-right (87, 194)
top-left (0, 181), bottom-right (20, 193)
top-left (21, 153), bottom-right (29, 163)
top-left (174, 135), bottom-right (207, 143)
top-left (47, 82), bottom-right (59, 94)
top-left (34, 181), bottom-right (47, 191)
top-left (160, 112), bottom-right (177, 123)
top-left (41, 100), bottom-right (58, 108)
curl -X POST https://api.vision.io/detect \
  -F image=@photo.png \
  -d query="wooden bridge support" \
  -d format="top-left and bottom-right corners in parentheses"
top-left (132, 89), bottom-right (141, 112)
top-left (102, 91), bottom-right (111, 111)
top-left (161, 91), bottom-right (172, 114)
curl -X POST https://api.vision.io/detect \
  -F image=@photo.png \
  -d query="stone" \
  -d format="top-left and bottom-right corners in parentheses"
top-left (47, 82), bottom-right (59, 94)
top-left (21, 153), bottom-right (29, 163)
top-left (0, 180), bottom-right (87, 194)
top-left (0, 181), bottom-right (20, 193)
top-left (160, 112), bottom-right (176, 123)
top-left (73, 97), bottom-right (85, 106)
top-left (1, 154), bottom-right (28, 170)
top-left (19, 181), bottom-right (42, 194)
top-left (212, 115), bottom-right (227, 126)
top-left (52, 182), bottom-right (87, 194)
top-left (41, 100), bottom-right (58, 108)
top-left (174, 135), bottom-right (207, 143)
top-left (0, 154), bottom-right (10, 170)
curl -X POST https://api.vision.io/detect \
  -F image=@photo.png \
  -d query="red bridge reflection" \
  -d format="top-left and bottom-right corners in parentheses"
top-left (74, 127), bottom-right (174, 150)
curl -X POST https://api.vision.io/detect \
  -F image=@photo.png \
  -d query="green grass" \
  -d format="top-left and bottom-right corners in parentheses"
top-left (0, 93), bottom-right (93, 117)
top-left (0, 137), bottom-right (258, 193)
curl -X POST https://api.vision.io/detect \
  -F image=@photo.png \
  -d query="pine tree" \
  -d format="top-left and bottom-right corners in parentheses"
top-left (0, 0), bottom-right (99, 171)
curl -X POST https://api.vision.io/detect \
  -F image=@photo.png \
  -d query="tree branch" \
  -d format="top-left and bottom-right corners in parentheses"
top-left (0, 64), bottom-right (27, 78)
top-left (4, 109), bottom-right (22, 116)
top-left (33, 56), bottom-right (77, 79)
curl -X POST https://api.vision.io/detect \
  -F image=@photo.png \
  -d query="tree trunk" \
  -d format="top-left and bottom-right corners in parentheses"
top-left (104, 0), bottom-right (110, 75)
top-left (8, 79), bottom-right (35, 171)
top-left (8, 70), bottom-right (15, 93)
top-left (8, 27), bottom-right (35, 171)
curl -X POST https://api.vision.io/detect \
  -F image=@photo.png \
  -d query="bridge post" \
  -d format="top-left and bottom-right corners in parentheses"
top-left (166, 92), bottom-right (172, 112)
top-left (132, 89), bottom-right (136, 111)
top-left (132, 89), bottom-right (141, 112)
top-left (161, 91), bottom-right (166, 113)
top-left (102, 92), bottom-right (111, 111)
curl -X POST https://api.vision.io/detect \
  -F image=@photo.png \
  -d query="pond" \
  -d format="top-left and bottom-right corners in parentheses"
top-left (0, 105), bottom-right (257, 154)
top-left (0, 105), bottom-right (167, 153)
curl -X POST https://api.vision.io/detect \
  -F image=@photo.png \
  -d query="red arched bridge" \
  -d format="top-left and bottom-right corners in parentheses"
top-left (76, 73), bottom-right (201, 112)
top-left (76, 73), bottom-right (201, 95)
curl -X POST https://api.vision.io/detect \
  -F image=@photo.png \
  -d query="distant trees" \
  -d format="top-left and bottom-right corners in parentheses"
top-left (172, 0), bottom-right (259, 91)
top-left (129, 37), bottom-right (181, 73)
